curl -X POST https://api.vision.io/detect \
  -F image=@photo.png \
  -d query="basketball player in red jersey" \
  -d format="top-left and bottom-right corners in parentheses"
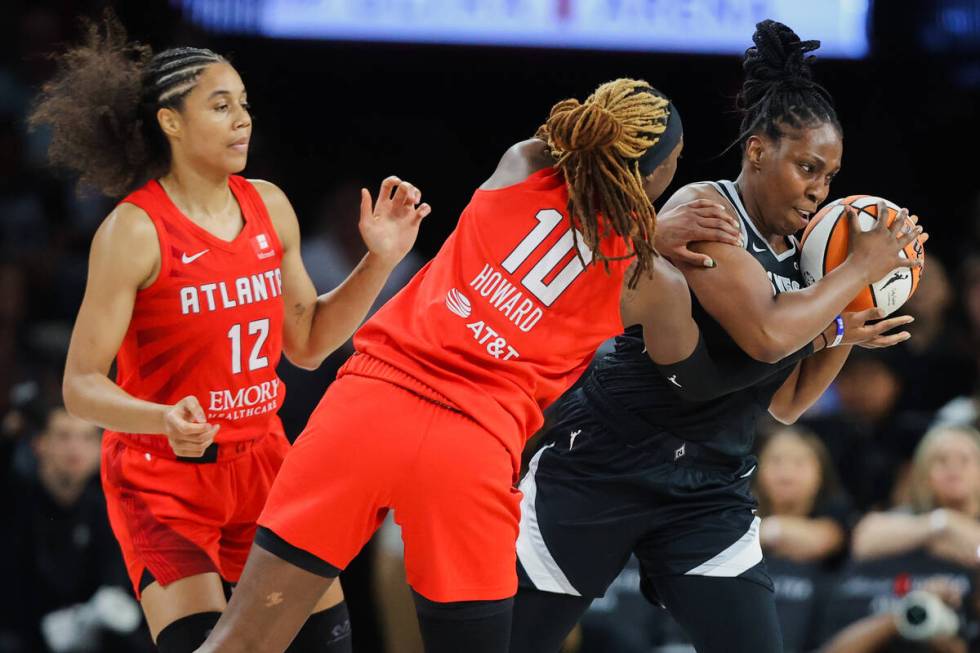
top-left (29, 18), bottom-right (429, 653)
top-left (197, 79), bottom-right (744, 653)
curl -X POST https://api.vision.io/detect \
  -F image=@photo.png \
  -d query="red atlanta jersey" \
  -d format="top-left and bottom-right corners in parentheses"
top-left (352, 167), bottom-right (631, 457)
top-left (108, 176), bottom-right (286, 444)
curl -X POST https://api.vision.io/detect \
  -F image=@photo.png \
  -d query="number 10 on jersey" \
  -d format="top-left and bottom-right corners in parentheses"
top-left (502, 209), bottom-right (593, 307)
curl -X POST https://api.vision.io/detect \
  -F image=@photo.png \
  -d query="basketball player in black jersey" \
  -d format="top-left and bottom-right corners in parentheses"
top-left (508, 21), bottom-right (927, 653)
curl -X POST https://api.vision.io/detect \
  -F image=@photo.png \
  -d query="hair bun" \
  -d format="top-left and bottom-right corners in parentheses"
top-left (738, 19), bottom-right (822, 109)
top-left (546, 99), bottom-right (624, 153)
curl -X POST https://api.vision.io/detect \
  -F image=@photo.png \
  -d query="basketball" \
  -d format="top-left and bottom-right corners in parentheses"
top-left (799, 195), bottom-right (925, 316)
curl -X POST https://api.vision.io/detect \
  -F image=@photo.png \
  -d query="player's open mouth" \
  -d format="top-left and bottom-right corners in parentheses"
top-left (794, 208), bottom-right (811, 224)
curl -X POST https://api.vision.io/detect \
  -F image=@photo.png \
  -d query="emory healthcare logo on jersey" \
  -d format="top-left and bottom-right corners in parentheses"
top-left (445, 288), bottom-right (472, 318)
top-left (251, 233), bottom-right (275, 260)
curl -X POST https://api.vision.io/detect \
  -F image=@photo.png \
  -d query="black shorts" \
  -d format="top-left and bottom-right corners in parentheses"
top-left (516, 388), bottom-right (771, 601)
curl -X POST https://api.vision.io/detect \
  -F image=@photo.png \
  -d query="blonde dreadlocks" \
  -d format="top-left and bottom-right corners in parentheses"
top-left (537, 78), bottom-right (671, 286)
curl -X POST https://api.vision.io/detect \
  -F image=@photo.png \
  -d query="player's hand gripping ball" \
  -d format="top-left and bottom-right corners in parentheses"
top-left (800, 195), bottom-right (926, 316)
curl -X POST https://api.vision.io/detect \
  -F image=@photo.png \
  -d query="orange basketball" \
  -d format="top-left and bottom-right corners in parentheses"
top-left (799, 195), bottom-right (924, 316)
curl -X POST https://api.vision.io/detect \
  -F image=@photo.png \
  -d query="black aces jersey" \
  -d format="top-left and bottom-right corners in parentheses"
top-left (588, 180), bottom-right (807, 458)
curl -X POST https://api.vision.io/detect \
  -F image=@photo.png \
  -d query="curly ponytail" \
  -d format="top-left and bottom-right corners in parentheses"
top-left (29, 13), bottom-right (225, 197)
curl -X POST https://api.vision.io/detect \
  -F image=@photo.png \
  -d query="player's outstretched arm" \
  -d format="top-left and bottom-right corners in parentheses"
top-left (63, 206), bottom-right (218, 455)
top-left (257, 177), bottom-right (430, 370)
top-left (669, 187), bottom-right (924, 363)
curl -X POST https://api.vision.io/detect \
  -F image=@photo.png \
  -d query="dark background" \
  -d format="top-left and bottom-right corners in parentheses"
top-left (2, 1), bottom-right (980, 652)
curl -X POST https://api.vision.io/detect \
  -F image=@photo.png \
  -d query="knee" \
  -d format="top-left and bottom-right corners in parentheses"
top-left (156, 612), bottom-right (222, 653)
top-left (289, 601), bottom-right (352, 652)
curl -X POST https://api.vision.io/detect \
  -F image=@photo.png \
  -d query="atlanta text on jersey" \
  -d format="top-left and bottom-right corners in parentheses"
top-left (179, 268), bottom-right (283, 315)
top-left (469, 263), bottom-right (545, 333)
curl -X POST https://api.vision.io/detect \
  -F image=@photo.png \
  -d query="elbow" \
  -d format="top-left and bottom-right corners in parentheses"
top-left (62, 374), bottom-right (83, 419)
top-left (284, 346), bottom-right (326, 371)
top-left (769, 405), bottom-right (803, 425)
top-left (286, 353), bottom-right (324, 371)
top-left (744, 324), bottom-right (801, 364)
top-left (741, 337), bottom-right (790, 365)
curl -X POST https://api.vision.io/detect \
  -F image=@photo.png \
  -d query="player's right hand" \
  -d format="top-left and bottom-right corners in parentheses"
top-left (163, 395), bottom-right (219, 458)
top-left (847, 202), bottom-right (926, 284)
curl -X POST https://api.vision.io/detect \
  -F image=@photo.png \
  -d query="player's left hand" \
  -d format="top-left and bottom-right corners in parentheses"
top-left (359, 176), bottom-right (431, 268)
top-left (654, 199), bottom-right (742, 268)
top-left (834, 307), bottom-right (914, 349)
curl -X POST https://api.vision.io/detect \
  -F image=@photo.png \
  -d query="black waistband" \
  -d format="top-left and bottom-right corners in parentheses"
top-left (580, 374), bottom-right (742, 470)
top-left (175, 442), bottom-right (219, 463)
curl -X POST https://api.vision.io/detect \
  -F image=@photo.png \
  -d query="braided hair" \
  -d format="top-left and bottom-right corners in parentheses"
top-left (736, 20), bottom-right (840, 150)
top-left (28, 13), bottom-right (226, 197)
top-left (536, 79), bottom-right (671, 285)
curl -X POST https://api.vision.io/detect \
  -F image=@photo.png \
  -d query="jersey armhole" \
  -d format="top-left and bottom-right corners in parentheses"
top-left (118, 200), bottom-right (171, 296)
top-left (705, 181), bottom-right (749, 249)
top-left (240, 177), bottom-right (286, 259)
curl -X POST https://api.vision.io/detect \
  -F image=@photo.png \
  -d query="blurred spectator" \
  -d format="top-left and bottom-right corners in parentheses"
top-left (815, 426), bottom-right (980, 652)
top-left (884, 257), bottom-right (976, 414)
top-left (930, 257), bottom-right (980, 433)
top-left (0, 403), bottom-right (152, 653)
top-left (959, 256), bottom-right (980, 381)
top-left (755, 426), bottom-right (855, 652)
top-left (802, 351), bottom-right (932, 510)
top-left (756, 426), bottom-right (852, 564)
top-left (851, 426), bottom-right (980, 568)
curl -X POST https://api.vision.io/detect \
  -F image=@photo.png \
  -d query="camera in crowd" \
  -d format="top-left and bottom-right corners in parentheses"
top-left (895, 590), bottom-right (960, 641)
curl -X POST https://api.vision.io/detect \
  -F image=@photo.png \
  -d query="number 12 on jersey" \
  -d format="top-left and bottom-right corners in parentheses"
top-left (501, 209), bottom-right (593, 306)
top-left (227, 318), bottom-right (269, 374)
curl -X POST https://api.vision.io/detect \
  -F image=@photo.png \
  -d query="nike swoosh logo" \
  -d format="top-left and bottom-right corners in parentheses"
top-left (751, 243), bottom-right (767, 253)
top-left (182, 249), bottom-right (210, 264)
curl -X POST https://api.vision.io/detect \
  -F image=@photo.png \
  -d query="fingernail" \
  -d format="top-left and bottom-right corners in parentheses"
top-left (704, 258), bottom-right (716, 268)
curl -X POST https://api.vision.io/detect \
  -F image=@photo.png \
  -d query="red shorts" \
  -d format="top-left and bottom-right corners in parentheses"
top-left (101, 423), bottom-right (290, 598)
top-left (259, 359), bottom-right (522, 602)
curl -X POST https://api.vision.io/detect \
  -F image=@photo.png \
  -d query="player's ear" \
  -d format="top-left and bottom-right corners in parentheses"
top-left (744, 135), bottom-right (765, 171)
top-left (157, 107), bottom-right (182, 139)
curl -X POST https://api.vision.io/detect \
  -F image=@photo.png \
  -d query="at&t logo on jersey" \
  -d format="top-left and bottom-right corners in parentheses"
top-left (445, 288), bottom-right (472, 318)
top-left (252, 233), bottom-right (275, 260)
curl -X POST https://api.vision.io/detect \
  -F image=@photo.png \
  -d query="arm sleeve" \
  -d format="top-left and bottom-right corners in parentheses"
top-left (654, 333), bottom-right (814, 402)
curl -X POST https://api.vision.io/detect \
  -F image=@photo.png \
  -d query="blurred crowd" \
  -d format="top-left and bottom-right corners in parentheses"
top-left (3, 4), bottom-right (980, 653)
